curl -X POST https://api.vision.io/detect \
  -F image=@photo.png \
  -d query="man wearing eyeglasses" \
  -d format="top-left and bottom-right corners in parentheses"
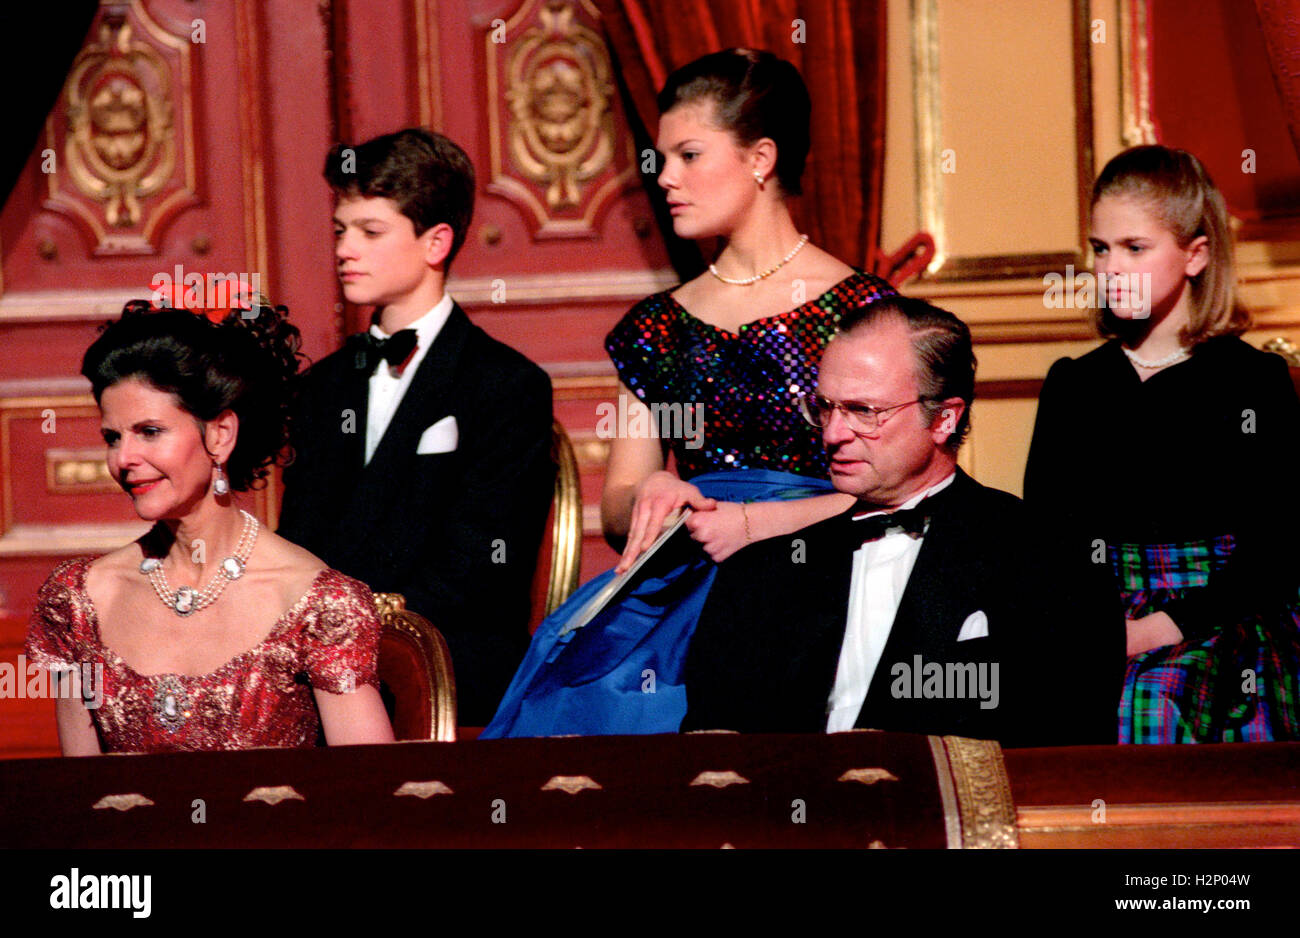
top-left (683, 295), bottom-right (1124, 746)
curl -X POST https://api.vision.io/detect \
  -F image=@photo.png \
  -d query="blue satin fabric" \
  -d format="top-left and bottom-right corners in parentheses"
top-left (481, 469), bottom-right (836, 738)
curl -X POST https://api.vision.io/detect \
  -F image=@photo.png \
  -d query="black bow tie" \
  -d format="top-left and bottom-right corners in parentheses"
top-left (347, 329), bottom-right (418, 372)
top-left (852, 504), bottom-right (929, 542)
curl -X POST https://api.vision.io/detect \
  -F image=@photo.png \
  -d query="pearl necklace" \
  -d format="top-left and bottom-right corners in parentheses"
top-left (140, 509), bottom-right (258, 617)
top-left (1122, 345), bottom-right (1189, 369)
top-left (708, 234), bottom-right (810, 286)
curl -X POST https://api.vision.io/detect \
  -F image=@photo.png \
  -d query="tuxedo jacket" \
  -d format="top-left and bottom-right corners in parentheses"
top-left (278, 304), bottom-right (555, 724)
top-left (683, 470), bottom-right (1125, 747)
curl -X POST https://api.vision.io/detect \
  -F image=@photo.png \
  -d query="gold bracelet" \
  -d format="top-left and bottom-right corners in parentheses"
top-left (740, 502), bottom-right (753, 543)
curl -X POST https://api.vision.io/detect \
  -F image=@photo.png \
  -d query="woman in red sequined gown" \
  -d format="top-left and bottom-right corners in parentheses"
top-left (26, 294), bottom-right (395, 754)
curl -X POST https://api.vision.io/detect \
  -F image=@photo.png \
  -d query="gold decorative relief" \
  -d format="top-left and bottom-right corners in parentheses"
top-left (394, 780), bottom-right (454, 799)
top-left (1119, 0), bottom-right (1157, 147)
top-left (47, 449), bottom-right (116, 494)
top-left (242, 785), bottom-right (305, 806)
top-left (486, 0), bottom-right (635, 238)
top-left (541, 774), bottom-right (603, 794)
top-left (837, 767), bottom-right (900, 785)
top-left (92, 793), bottom-right (155, 811)
top-left (689, 770), bottom-right (750, 789)
top-left (941, 736), bottom-right (1018, 849)
top-left (44, 2), bottom-right (197, 255)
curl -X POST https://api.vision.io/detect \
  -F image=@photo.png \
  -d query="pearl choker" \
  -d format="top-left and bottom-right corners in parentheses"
top-left (1122, 345), bottom-right (1189, 369)
top-left (140, 509), bottom-right (258, 617)
top-left (708, 234), bottom-right (810, 286)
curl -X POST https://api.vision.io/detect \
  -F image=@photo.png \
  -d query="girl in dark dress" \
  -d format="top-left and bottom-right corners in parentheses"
top-left (1024, 145), bottom-right (1300, 743)
top-left (483, 50), bottom-right (895, 737)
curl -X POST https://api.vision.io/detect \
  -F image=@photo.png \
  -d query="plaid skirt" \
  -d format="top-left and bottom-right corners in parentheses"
top-left (1113, 536), bottom-right (1300, 743)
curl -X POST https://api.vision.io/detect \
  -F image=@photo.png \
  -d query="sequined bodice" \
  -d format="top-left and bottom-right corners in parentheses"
top-left (26, 558), bottom-right (381, 754)
top-left (605, 271), bottom-right (895, 479)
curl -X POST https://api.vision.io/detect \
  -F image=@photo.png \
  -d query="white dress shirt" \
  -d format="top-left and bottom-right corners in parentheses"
top-left (825, 472), bottom-right (957, 733)
top-left (364, 292), bottom-right (455, 465)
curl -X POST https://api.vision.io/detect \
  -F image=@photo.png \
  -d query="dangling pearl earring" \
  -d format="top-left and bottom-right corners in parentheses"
top-left (753, 171), bottom-right (765, 187)
top-left (212, 462), bottom-right (230, 496)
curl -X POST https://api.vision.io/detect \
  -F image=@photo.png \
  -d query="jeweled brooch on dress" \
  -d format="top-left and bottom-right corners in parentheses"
top-left (153, 676), bottom-right (192, 733)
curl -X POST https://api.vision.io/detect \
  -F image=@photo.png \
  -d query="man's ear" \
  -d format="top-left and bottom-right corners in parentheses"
top-left (204, 410), bottom-right (239, 464)
top-left (423, 222), bottom-right (456, 269)
top-left (930, 398), bottom-right (965, 443)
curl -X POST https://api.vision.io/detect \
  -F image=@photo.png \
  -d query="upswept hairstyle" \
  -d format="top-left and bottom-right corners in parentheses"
top-left (1092, 144), bottom-right (1245, 344)
top-left (657, 48), bottom-right (811, 196)
top-left (81, 301), bottom-right (303, 491)
top-left (836, 296), bottom-right (976, 453)
top-left (323, 127), bottom-right (475, 271)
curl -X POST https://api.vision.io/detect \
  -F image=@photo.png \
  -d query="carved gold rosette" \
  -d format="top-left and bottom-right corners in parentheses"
top-left (44, 2), bottom-right (198, 254)
top-left (486, 0), bottom-right (634, 238)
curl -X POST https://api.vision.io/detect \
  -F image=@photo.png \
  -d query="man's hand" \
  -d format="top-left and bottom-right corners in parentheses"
top-left (616, 471), bottom-right (716, 573)
top-left (1125, 611), bottom-right (1184, 657)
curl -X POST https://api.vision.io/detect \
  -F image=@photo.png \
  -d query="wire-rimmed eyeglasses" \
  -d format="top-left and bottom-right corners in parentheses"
top-left (798, 391), bottom-right (929, 434)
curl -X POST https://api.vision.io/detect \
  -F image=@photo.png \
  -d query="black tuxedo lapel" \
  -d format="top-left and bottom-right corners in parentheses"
top-left (365, 305), bottom-right (469, 477)
top-left (855, 473), bottom-right (983, 728)
top-left (341, 306), bottom-right (470, 533)
top-left (339, 351), bottom-right (370, 474)
top-left (782, 512), bottom-right (861, 724)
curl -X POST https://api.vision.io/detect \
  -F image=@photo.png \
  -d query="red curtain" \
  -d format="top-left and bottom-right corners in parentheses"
top-left (1253, 0), bottom-right (1300, 161)
top-left (594, 0), bottom-right (891, 276)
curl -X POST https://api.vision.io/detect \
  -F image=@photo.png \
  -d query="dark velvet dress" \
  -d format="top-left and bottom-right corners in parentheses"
top-left (1024, 336), bottom-right (1300, 742)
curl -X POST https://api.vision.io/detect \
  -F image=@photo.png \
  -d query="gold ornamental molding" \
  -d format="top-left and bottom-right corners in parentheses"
top-left (44, 1), bottom-right (198, 255)
top-left (910, 0), bottom-right (1094, 281)
top-left (92, 793), bottom-right (155, 812)
top-left (414, 0), bottom-right (444, 130)
top-left (932, 735), bottom-right (1019, 849)
top-left (1118, 0), bottom-right (1157, 147)
top-left (485, 0), bottom-right (636, 239)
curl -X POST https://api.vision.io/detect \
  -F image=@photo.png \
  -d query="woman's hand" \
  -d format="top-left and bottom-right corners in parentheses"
top-left (616, 470), bottom-right (716, 573)
top-left (684, 501), bottom-right (751, 564)
top-left (1125, 611), bottom-right (1184, 657)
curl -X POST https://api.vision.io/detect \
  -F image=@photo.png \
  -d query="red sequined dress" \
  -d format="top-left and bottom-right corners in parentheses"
top-left (25, 557), bottom-right (381, 753)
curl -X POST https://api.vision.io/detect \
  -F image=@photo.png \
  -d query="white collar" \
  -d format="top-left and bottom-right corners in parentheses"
top-left (369, 291), bottom-right (455, 349)
top-left (851, 472), bottom-right (956, 521)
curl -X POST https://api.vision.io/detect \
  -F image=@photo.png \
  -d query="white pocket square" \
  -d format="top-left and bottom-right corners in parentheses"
top-left (956, 610), bottom-right (988, 641)
top-left (416, 416), bottom-right (458, 454)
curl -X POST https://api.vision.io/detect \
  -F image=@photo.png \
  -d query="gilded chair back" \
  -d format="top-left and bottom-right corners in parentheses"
top-left (528, 419), bottom-right (583, 633)
top-left (374, 592), bottom-right (457, 742)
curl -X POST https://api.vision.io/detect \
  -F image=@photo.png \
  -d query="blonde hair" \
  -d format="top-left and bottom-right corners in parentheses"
top-left (1091, 145), bottom-right (1246, 345)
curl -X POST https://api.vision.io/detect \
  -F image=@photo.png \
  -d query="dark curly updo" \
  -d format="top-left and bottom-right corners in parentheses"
top-left (81, 299), bottom-right (304, 491)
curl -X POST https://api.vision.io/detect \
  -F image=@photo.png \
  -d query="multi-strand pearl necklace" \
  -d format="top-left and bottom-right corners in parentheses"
top-left (708, 234), bottom-right (810, 286)
top-left (1122, 345), bottom-right (1189, 369)
top-left (140, 509), bottom-right (258, 617)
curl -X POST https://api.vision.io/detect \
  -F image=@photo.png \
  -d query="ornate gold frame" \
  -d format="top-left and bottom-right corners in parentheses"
top-left (911, 0), bottom-right (1094, 281)
top-left (44, 0), bottom-right (198, 254)
top-left (483, 0), bottom-right (635, 238)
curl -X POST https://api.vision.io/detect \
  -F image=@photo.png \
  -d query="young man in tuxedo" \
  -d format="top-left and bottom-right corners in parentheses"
top-left (683, 296), bottom-right (1124, 746)
top-left (279, 128), bottom-right (555, 725)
